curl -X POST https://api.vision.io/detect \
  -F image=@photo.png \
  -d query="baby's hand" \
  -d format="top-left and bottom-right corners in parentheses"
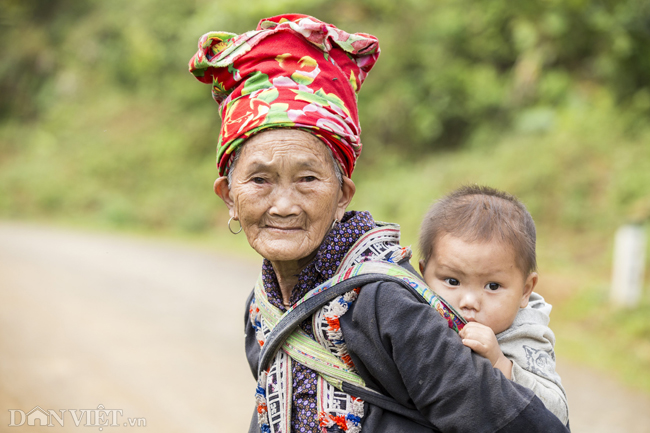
top-left (458, 322), bottom-right (501, 362)
top-left (459, 322), bottom-right (513, 379)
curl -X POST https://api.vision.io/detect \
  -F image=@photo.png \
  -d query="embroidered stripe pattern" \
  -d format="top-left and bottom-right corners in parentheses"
top-left (266, 352), bottom-right (292, 433)
top-left (313, 288), bottom-right (361, 371)
top-left (338, 224), bottom-right (405, 269)
top-left (318, 377), bottom-right (364, 433)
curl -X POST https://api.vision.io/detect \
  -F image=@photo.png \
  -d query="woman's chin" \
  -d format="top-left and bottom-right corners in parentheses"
top-left (251, 239), bottom-right (316, 264)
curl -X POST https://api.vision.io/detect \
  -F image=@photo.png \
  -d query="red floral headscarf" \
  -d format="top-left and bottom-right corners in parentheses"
top-left (188, 14), bottom-right (380, 177)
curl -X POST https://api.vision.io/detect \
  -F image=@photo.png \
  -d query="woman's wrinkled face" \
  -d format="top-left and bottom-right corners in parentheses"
top-left (216, 129), bottom-right (354, 266)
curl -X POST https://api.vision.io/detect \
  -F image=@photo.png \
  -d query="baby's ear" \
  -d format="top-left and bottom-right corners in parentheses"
top-left (418, 260), bottom-right (426, 276)
top-left (520, 272), bottom-right (538, 308)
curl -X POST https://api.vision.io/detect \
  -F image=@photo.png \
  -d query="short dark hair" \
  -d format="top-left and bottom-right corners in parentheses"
top-left (419, 185), bottom-right (537, 275)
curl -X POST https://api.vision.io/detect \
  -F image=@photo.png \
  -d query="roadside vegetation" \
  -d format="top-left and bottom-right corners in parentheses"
top-left (1, 0), bottom-right (649, 392)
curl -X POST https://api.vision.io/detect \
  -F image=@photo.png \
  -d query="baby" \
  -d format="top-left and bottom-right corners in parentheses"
top-left (418, 185), bottom-right (569, 425)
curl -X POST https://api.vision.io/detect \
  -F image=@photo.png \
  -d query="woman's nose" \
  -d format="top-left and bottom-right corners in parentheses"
top-left (268, 185), bottom-right (299, 216)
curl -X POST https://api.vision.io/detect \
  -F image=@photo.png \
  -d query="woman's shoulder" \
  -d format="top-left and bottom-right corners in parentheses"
top-left (346, 260), bottom-right (459, 333)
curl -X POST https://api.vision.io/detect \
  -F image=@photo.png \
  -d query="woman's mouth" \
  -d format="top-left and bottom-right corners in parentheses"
top-left (265, 226), bottom-right (301, 232)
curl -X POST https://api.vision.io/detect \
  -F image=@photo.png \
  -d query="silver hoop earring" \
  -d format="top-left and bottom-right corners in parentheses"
top-left (228, 217), bottom-right (242, 235)
top-left (331, 218), bottom-right (339, 231)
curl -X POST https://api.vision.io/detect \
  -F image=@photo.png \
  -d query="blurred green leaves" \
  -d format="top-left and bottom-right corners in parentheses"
top-left (4, 0), bottom-right (650, 144)
top-left (1, 0), bottom-right (649, 233)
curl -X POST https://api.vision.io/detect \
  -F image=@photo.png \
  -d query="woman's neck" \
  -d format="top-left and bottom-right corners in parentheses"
top-left (270, 251), bottom-right (318, 307)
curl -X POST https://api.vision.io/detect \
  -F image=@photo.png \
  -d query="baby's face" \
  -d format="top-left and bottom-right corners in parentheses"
top-left (420, 234), bottom-right (537, 335)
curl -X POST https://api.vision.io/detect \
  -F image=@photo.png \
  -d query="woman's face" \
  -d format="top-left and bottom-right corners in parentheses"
top-left (215, 129), bottom-right (355, 266)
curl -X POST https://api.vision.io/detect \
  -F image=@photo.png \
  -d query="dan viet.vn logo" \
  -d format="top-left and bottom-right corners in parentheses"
top-left (8, 405), bottom-right (146, 429)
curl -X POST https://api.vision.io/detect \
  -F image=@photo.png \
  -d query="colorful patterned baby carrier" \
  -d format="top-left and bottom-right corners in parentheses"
top-left (249, 223), bottom-right (466, 432)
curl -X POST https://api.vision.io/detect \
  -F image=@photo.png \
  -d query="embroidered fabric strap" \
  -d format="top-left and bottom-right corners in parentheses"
top-left (254, 276), bottom-right (365, 389)
top-left (256, 260), bottom-right (467, 386)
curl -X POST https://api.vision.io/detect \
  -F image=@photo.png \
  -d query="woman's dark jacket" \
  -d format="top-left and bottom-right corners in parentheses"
top-left (244, 261), bottom-right (569, 432)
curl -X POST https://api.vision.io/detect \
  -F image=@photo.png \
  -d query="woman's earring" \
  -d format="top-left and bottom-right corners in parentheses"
top-left (330, 218), bottom-right (339, 231)
top-left (228, 217), bottom-right (242, 234)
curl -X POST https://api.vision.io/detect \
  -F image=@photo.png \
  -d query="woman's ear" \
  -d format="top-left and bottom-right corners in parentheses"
top-left (520, 272), bottom-right (538, 308)
top-left (335, 176), bottom-right (356, 220)
top-left (214, 177), bottom-right (236, 219)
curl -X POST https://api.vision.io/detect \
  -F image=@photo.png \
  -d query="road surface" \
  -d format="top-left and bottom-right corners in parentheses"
top-left (1, 222), bottom-right (649, 432)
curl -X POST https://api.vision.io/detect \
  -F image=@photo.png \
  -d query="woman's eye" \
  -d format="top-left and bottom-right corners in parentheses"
top-left (302, 175), bottom-right (317, 182)
top-left (252, 177), bottom-right (266, 184)
top-left (445, 278), bottom-right (460, 286)
top-left (486, 282), bottom-right (500, 291)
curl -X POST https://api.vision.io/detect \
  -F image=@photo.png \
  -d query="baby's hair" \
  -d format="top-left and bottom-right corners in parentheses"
top-left (419, 185), bottom-right (537, 275)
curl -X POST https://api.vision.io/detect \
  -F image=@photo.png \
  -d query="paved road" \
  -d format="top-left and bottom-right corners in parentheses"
top-left (1, 223), bottom-right (649, 432)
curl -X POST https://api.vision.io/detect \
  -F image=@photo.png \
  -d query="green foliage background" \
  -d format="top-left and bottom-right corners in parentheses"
top-left (1, 0), bottom-right (649, 391)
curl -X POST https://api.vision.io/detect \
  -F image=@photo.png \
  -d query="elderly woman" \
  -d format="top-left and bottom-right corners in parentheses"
top-left (189, 14), bottom-right (568, 433)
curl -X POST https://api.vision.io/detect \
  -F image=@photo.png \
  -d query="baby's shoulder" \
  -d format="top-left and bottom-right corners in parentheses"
top-left (513, 292), bottom-right (552, 327)
top-left (497, 293), bottom-right (556, 347)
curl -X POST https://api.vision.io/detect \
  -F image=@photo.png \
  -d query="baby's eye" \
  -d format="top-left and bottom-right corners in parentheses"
top-left (445, 278), bottom-right (460, 286)
top-left (486, 282), bottom-right (500, 291)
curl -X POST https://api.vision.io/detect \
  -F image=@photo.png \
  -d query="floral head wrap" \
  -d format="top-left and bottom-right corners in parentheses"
top-left (188, 14), bottom-right (380, 177)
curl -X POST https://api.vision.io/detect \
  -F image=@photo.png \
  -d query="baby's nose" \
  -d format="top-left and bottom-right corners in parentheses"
top-left (459, 292), bottom-right (480, 311)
